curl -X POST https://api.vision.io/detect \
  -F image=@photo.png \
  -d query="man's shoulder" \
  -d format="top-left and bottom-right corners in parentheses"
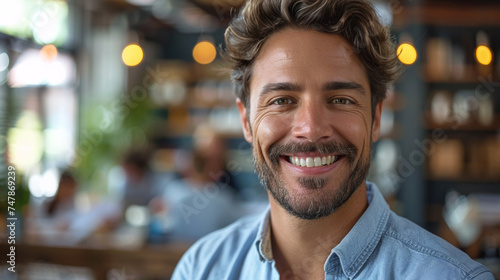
top-left (189, 212), bottom-right (262, 253)
top-left (171, 212), bottom-right (264, 279)
top-left (380, 211), bottom-right (493, 279)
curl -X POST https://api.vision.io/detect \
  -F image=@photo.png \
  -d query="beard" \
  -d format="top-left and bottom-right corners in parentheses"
top-left (253, 140), bottom-right (371, 220)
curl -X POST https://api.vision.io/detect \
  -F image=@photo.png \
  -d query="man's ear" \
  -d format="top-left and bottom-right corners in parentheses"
top-left (371, 101), bottom-right (383, 142)
top-left (236, 98), bottom-right (253, 143)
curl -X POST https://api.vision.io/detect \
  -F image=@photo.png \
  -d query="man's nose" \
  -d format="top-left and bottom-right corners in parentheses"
top-left (291, 99), bottom-right (333, 142)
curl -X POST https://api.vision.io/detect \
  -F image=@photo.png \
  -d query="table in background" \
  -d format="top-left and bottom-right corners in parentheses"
top-left (0, 242), bottom-right (191, 280)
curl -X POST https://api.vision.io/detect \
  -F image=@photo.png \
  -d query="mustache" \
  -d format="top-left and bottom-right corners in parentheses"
top-left (268, 140), bottom-right (358, 166)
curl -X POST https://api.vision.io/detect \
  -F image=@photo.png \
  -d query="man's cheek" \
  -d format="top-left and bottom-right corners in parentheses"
top-left (257, 112), bottom-right (290, 137)
top-left (333, 117), bottom-right (366, 149)
top-left (253, 137), bottom-right (267, 164)
top-left (253, 111), bottom-right (291, 161)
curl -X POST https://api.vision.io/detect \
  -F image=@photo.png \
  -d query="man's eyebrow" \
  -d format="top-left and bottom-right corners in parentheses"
top-left (259, 82), bottom-right (302, 96)
top-left (323, 81), bottom-right (366, 95)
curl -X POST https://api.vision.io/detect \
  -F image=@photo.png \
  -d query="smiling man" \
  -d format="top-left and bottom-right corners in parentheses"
top-left (171, 0), bottom-right (494, 279)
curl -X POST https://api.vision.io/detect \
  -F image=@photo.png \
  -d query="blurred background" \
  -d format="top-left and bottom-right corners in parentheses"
top-left (0, 0), bottom-right (499, 279)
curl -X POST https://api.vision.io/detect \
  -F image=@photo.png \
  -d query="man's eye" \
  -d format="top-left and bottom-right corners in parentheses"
top-left (273, 98), bottom-right (293, 105)
top-left (332, 98), bottom-right (351, 104)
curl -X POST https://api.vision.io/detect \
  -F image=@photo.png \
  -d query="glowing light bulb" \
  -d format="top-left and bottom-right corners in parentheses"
top-left (40, 44), bottom-right (58, 62)
top-left (122, 44), bottom-right (144, 67)
top-left (193, 41), bottom-right (217, 65)
top-left (397, 43), bottom-right (417, 65)
top-left (475, 45), bottom-right (492, 66)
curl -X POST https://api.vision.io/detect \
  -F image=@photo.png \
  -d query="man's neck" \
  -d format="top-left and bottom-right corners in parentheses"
top-left (269, 183), bottom-right (368, 279)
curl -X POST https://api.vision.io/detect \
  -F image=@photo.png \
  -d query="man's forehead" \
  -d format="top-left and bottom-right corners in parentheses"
top-left (254, 28), bottom-right (358, 66)
top-left (249, 28), bottom-right (368, 97)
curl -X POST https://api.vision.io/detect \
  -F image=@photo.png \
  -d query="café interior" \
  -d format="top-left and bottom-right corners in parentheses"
top-left (0, 0), bottom-right (499, 279)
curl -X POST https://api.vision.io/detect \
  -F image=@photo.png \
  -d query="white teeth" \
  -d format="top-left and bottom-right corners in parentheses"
top-left (289, 155), bottom-right (339, 167)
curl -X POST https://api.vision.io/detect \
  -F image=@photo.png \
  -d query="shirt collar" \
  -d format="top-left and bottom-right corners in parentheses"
top-left (255, 206), bottom-right (273, 261)
top-left (254, 182), bottom-right (390, 274)
top-left (327, 182), bottom-right (390, 277)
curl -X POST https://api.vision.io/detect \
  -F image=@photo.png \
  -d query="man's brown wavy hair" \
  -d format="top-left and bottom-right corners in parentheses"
top-left (224, 0), bottom-right (401, 116)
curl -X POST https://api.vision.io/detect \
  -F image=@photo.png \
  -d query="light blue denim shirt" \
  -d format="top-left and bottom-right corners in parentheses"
top-left (172, 182), bottom-right (494, 280)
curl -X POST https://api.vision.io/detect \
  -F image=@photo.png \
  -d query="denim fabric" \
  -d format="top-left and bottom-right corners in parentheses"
top-left (172, 182), bottom-right (494, 280)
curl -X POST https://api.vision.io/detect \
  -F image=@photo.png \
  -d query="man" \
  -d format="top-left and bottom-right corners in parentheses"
top-left (172, 0), bottom-right (494, 279)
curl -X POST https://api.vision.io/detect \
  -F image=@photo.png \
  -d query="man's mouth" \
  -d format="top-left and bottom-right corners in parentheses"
top-left (285, 155), bottom-right (341, 168)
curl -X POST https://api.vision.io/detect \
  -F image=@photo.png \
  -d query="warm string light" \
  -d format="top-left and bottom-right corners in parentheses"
top-left (193, 41), bottom-right (217, 65)
top-left (475, 45), bottom-right (492, 66)
top-left (40, 44), bottom-right (58, 62)
top-left (122, 44), bottom-right (144, 67)
top-left (397, 43), bottom-right (417, 65)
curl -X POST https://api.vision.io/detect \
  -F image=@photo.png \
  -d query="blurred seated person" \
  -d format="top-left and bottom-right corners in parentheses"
top-left (190, 124), bottom-right (240, 194)
top-left (27, 169), bottom-right (126, 245)
top-left (26, 170), bottom-right (80, 245)
top-left (45, 171), bottom-right (78, 229)
top-left (151, 127), bottom-right (243, 242)
top-left (121, 148), bottom-right (165, 210)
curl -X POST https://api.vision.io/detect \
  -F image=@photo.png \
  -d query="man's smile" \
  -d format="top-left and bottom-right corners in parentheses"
top-left (278, 153), bottom-right (346, 176)
top-left (268, 141), bottom-right (356, 177)
top-left (284, 154), bottom-right (341, 167)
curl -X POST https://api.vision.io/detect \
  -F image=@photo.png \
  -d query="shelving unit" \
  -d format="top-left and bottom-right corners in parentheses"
top-left (393, 2), bottom-right (500, 258)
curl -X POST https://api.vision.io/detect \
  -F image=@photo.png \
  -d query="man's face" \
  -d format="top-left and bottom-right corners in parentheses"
top-left (237, 28), bottom-right (382, 220)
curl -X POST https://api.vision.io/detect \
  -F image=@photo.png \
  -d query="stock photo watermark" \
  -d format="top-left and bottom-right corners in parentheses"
top-left (5, 166), bottom-right (17, 273)
top-left (72, 65), bottom-right (170, 165)
top-left (177, 170), bottom-right (233, 224)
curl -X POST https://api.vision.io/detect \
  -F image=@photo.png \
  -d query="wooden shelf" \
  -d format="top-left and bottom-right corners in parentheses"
top-left (426, 176), bottom-right (500, 184)
top-left (421, 65), bottom-right (499, 84)
top-left (394, 4), bottom-right (500, 28)
top-left (424, 114), bottom-right (500, 132)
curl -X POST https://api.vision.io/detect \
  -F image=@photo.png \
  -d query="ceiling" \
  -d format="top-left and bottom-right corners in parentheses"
top-left (96, 0), bottom-right (245, 32)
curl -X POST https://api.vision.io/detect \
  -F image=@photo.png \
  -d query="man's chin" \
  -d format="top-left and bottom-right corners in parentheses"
top-left (269, 188), bottom-right (340, 220)
top-left (266, 175), bottom-right (362, 220)
top-left (277, 199), bottom-right (338, 220)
